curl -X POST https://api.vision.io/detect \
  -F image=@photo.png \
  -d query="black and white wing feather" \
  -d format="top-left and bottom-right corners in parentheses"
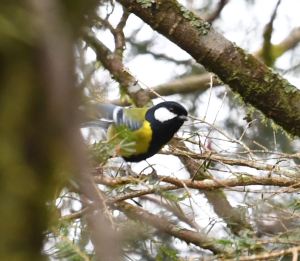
top-left (113, 107), bottom-right (142, 131)
top-left (82, 103), bottom-right (143, 131)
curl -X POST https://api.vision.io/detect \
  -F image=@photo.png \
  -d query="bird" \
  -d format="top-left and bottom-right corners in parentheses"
top-left (82, 101), bottom-right (188, 162)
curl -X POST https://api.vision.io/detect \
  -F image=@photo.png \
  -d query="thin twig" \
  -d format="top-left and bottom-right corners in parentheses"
top-left (51, 226), bottom-right (90, 261)
top-left (225, 245), bottom-right (300, 261)
top-left (239, 119), bottom-right (257, 141)
top-left (203, 73), bottom-right (215, 121)
top-left (122, 67), bottom-right (166, 101)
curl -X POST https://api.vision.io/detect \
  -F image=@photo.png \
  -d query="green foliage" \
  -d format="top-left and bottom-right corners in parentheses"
top-left (287, 199), bottom-right (300, 212)
top-left (215, 235), bottom-right (260, 254)
top-left (89, 140), bottom-right (114, 164)
top-left (156, 245), bottom-right (179, 261)
top-left (46, 219), bottom-right (92, 261)
top-left (50, 242), bottom-right (87, 261)
top-left (177, 3), bottom-right (210, 35)
top-left (88, 124), bottom-right (139, 164)
top-left (160, 190), bottom-right (189, 214)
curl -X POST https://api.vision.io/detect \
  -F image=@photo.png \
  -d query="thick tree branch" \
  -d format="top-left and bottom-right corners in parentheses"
top-left (94, 175), bottom-right (299, 193)
top-left (111, 74), bottom-right (220, 106)
top-left (117, 0), bottom-right (300, 137)
top-left (111, 201), bottom-right (230, 254)
top-left (140, 195), bottom-right (200, 230)
top-left (83, 29), bottom-right (151, 107)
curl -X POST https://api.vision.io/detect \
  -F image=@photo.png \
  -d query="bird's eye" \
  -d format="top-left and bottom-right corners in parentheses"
top-left (169, 107), bottom-right (174, 112)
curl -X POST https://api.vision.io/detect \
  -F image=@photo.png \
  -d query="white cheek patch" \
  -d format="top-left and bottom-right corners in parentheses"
top-left (154, 107), bottom-right (177, 122)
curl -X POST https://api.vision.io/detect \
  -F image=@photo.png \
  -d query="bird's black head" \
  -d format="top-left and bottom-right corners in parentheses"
top-left (149, 101), bottom-right (188, 123)
top-left (146, 101), bottom-right (188, 142)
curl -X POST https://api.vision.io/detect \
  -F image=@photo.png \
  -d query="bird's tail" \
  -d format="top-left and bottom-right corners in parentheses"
top-left (81, 120), bottom-right (112, 129)
top-left (94, 103), bottom-right (118, 120)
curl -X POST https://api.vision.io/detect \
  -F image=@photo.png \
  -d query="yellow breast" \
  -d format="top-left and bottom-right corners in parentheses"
top-left (107, 120), bottom-right (152, 158)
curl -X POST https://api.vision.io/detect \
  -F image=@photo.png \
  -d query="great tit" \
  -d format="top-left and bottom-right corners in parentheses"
top-left (82, 101), bottom-right (188, 162)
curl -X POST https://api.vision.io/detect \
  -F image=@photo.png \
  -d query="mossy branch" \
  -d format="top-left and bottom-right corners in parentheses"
top-left (117, 0), bottom-right (300, 137)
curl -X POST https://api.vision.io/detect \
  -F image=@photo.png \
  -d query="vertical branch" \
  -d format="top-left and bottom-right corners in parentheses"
top-left (254, 0), bottom-right (281, 66)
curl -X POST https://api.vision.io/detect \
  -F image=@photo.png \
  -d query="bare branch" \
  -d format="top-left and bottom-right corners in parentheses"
top-left (114, 7), bottom-right (129, 56)
top-left (59, 207), bottom-right (88, 221)
top-left (257, 0), bottom-right (282, 66)
top-left (140, 195), bottom-right (201, 230)
top-left (83, 29), bottom-right (151, 107)
top-left (110, 74), bottom-right (220, 106)
top-left (203, 0), bottom-right (230, 23)
top-left (162, 148), bottom-right (299, 178)
top-left (274, 27), bottom-right (300, 57)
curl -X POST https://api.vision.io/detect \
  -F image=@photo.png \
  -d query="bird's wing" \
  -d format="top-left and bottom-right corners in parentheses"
top-left (81, 103), bottom-right (148, 131)
top-left (114, 107), bottom-right (148, 131)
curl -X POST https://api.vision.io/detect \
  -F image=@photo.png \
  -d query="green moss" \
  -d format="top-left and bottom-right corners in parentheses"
top-left (175, 2), bottom-right (210, 35)
top-left (232, 42), bottom-right (238, 48)
top-left (265, 67), bottom-right (298, 93)
top-left (245, 105), bottom-right (255, 119)
top-left (136, 0), bottom-right (152, 8)
top-left (263, 74), bottom-right (270, 82)
top-left (220, 41), bottom-right (300, 137)
top-left (179, 5), bottom-right (193, 19)
top-left (282, 80), bottom-right (298, 93)
top-left (190, 19), bottom-right (202, 27)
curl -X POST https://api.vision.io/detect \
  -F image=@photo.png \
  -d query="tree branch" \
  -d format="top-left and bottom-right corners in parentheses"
top-left (170, 138), bottom-right (256, 238)
top-left (255, 0), bottom-right (281, 66)
top-left (161, 149), bottom-right (299, 178)
top-left (225, 245), bottom-right (300, 261)
top-left (83, 29), bottom-right (151, 107)
top-left (202, 0), bottom-right (230, 23)
top-left (117, 0), bottom-right (300, 137)
top-left (273, 27), bottom-right (300, 59)
top-left (94, 175), bottom-right (299, 194)
top-left (140, 195), bottom-right (201, 230)
top-left (111, 201), bottom-right (230, 254)
top-left (110, 74), bottom-right (220, 106)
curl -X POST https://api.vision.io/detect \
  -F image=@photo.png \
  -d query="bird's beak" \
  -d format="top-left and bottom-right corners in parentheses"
top-left (179, 115), bottom-right (189, 121)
